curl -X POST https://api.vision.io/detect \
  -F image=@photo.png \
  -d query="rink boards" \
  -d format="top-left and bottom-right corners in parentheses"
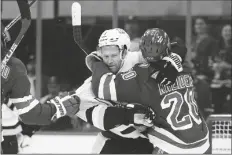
top-left (21, 132), bottom-right (98, 154)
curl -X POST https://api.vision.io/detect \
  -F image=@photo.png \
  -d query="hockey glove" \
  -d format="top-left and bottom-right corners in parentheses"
top-left (49, 91), bottom-right (80, 121)
top-left (85, 51), bottom-right (102, 72)
top-left (162, 52), bottom-right (183, 73)
top-left (170, 37), bottom-right (187, 61)
top-left (124, 103), bottom-right (156, 127)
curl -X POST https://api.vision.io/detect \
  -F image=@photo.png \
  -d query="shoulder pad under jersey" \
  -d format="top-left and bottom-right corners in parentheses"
top-left (9, 57), bottom-right (27, 77)
top-left (2, 57), bottom-right (27, 82)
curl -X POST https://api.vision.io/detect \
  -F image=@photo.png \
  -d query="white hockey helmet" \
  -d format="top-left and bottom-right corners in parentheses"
top-left (98, 28), bottom-right (131, 51)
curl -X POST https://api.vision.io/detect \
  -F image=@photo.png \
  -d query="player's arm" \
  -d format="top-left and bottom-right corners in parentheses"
top-left (10, 74), bottom-right (80, 125)
top-left (91, 61), bottom-right (113, 98)
top-left (74, 77), bottom-right (137, 131)
top-left (73, 70), bottom-right (154, 131)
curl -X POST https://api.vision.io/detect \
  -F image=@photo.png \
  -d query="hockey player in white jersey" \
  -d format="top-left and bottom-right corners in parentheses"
top-left (74, 28), bottom-right (156, 154)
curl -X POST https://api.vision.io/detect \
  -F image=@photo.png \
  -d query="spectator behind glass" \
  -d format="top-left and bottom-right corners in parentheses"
top-left (191, 17), bottom-right (219, 81)
top-left (26, 55), bottom-right (36, 96)
top-left (210, 24), bottom-right (231, 114)
top-left (40, 76), bottom-right (60, 104)
top-left (218, 24), bottom-right (231, 64)
top-left (40, 76), bottom-right (73, 131)
top-left (171, 36), bottom-right (213, 119)
top-left (124, 16), bottom-right (141, 52)
top-left (26, 55), bottom-right (49, 97)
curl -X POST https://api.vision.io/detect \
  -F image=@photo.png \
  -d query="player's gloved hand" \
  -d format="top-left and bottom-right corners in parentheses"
top-left (124, 103), bottom-right (156, 127)
top-left (17, 133), bottom-right (32, 152)
top-left (49, 91), bottom-right (80, 121)
top-left (162, 52), bottom-right (183, 73)
top-left (85, 51), bottom-right (102, 71)
top-left (170, 37), bottom-right (187, 61)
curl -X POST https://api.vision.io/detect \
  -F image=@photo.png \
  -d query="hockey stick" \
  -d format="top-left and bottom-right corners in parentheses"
top-left (4, 0), bottom-right (37, 32)
top-left (72, 2), bottom-right (88, 56)
top-left (1, 0), bottom-right (34, 72)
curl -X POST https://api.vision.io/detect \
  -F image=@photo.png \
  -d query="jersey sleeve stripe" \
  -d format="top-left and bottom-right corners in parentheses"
top-left (17, 99), bottom-right (39, 115)
top-left (110, 125), bottom-right (145, 139)
top-left (148, 133), bottom-right (209, 154)
top-left (98, 73), bottom-right (116, 100)
top-left (148, 126), bottom-right (208, 148)
top-left (120, 126), bottom-right (136, 134)
top-left (103, 75), bottom-right (113, 100)
top-left (2, 124), bottom-right (22, 136)
top-left (92, 104), bottom-right (108, 130)
top-left (11, 96), bottom-right (36, 109)
top-left (150, 125), bottom-right (208, 145)
top-left (8, 95), bottom-right (33, 103)
top-left (98, 74), bottom-right (109, 99)
top-left (109, 75), bottom-right (117, 101)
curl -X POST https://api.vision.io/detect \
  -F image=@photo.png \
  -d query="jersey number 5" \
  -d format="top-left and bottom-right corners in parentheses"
top-left (161, 89), bottom-right (202, 131)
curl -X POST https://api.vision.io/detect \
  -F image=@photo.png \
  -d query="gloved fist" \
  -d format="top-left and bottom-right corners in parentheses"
top-left (49, 91), bottom-right (80, 121)
top-left (170, 36), bottom-right (187, 61)
top-left (125, 103), bottom-right (156, 127)
top-left (85, 51), bottom-right (102, 71)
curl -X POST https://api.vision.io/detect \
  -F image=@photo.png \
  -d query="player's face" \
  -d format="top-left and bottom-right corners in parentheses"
top-left (101, 45), bottom-right (122, 73)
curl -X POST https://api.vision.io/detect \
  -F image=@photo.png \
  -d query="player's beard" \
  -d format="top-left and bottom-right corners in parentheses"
top-left (108, 65), bottom-right (119, 74)
top-left (109, 59), bottom-right (123, 74)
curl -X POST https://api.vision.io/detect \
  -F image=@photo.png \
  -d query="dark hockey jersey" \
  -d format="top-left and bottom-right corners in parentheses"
top-left (91, 61), bottom-right (209, 153)
top-left (1, 57), bottom-right (56, 125)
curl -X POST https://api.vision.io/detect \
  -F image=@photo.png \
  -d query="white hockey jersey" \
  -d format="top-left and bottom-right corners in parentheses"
top-left (2, 104), bottom-right (22, 136)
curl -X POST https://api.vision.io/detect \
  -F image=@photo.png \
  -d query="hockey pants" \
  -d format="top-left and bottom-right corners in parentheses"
top-left (1, 135), bottom-right (18, 154)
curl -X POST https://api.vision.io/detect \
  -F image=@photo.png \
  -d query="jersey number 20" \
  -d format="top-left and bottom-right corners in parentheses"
top-left (161, 88), bottom-right (202, 130)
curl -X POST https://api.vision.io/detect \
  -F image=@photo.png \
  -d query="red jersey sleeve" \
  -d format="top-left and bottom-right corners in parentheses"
top-left (8, 58), bottom-right (56, 125)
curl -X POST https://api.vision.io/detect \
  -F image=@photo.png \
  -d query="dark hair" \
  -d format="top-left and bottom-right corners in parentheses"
top-left (219, 24), bottom-right (232, 49)
top-left (125, 16), bottom-right (138, 24)
top-left (48, 76), bottom-right (59, 85)
top-left (194, 16), bottom-right (209, 25)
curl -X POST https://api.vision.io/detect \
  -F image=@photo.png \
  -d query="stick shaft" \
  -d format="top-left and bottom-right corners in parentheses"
top-left (4, 0), bottom-right (36, 31)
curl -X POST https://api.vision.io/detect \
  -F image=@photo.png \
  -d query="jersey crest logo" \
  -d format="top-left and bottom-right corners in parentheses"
top-left (138, 63), bottom-right (150, 68)
top-left (122, 71), bottom-right (137, 80)
top-left (1, 65), bottom-right (10, 79)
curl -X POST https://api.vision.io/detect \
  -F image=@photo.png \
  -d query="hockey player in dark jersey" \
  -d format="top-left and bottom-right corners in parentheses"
top-left (1, 24), bottom-right (80, 125)
top-left (1, 21), bottom-right (80, 153)
top-left (90, 28), bottom-right (209, 154)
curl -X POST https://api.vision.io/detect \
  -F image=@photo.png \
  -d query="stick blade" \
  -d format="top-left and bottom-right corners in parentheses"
top-left (72, 2), bottom-right (81, 26)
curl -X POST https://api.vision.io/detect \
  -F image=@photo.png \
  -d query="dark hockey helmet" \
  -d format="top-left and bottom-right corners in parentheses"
top-left (140, 28), bottom-right (170, 63)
